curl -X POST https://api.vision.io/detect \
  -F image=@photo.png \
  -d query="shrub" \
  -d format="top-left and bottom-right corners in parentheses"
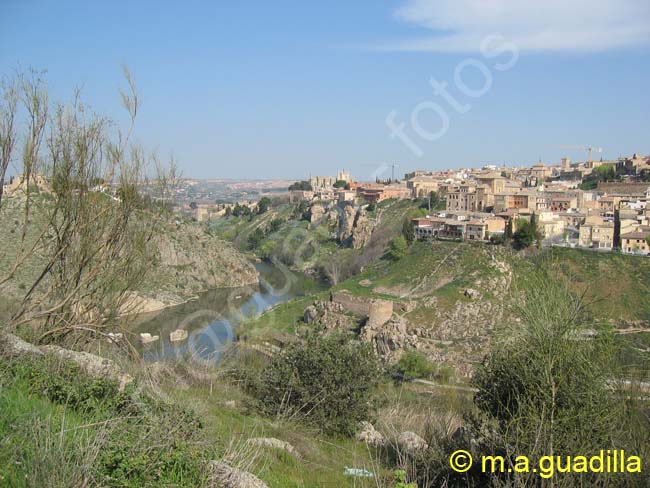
top-left (248, 227), bottom-right (266, 250)
top-left (387, 236), bottom-right (408, 261)
top-left (471, 270), bottom-right (628, 486)
top-left (252, 333), bottom-right (382, 435)
top-left (395, 350), bottom-right (436, 380)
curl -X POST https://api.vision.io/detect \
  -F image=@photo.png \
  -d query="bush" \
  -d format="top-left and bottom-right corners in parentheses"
top-left (395, 351), bottom-right (436, 380)
top-left (470, 270), bottom-right (630, 486)
top-left (387, 236), bottom-right (408, 261)
top-left (248, 227), bottom-right (266, 249)
top-left (252, 333), bottom-right (382, 435)
top-left (269, 217), bottom-right (283, 233)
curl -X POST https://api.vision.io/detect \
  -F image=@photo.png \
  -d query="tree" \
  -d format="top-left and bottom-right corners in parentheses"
top-left (189, 201), bottom-right (197, 209)
top-left (387, 236), bottom-right (408, 261)
top-left (504, 218), bottom-right (513, 241)
top-left (253, 333), bottom-right (381, 435)
top-left (402, 218), bottom-right (415, 245)
top-left (232, 203), bottom-right (252, 217)
top-left (0, 76), bottom-right (18, 209)
top-left (268, 217), bottom-right (283, 233)
top-left (333, 179), bottom-right (349, 189)
top-left (247, 227), bottom-right (265, 250)
top-left (395, 350), bottom-right (436, 380)
top-left (288, 180), bottom-right (312, 191)
top-left (0, 68), bottom-right (178, 343)
top-left (257, 196), bottom-right (271, 214)
top-left (529, 211), bottom-right (541, 247)
top-left (513, 218), bottom-right (536, 250)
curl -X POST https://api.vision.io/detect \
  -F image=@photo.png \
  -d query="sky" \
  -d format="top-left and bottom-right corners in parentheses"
top-left (2, 0), bottom-right (649, 180)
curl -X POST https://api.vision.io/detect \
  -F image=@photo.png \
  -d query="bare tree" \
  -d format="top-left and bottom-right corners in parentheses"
top-left (0, 68), bottom-right (177, 346)
top-left (0, 76), bottom-right (19, 208)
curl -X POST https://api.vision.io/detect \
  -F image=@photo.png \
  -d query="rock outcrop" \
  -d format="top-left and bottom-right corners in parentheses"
top-left (150, 221), bottom-right (259, 299)
top-left (308, 203), bottom-right (326, 223)
top-left (208, 461), bottom-right (268, 488)
top-left (337, 204), bottom-right (373, 249)
top-left (1, 332), bottom-right (133, 391)
top-left (0, 332), bottom-right (43, 356)
top-left (360, 317), bottom-right (418, 361)
top-left (304, 300), bottom-right (353, 331)
top-left (41, 345), bottom-right (134, 390)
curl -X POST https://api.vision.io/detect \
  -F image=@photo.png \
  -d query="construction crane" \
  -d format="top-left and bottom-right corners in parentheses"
top-left (360, 162), bottom-right (400, 182)
top-left (389, 162), bottom-right (400, 182)
top-left (555, 145), bottom-right (603, 163)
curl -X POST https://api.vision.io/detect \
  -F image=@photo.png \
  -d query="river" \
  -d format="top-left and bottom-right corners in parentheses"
top-left (132, 261), bottom-right (318, 363)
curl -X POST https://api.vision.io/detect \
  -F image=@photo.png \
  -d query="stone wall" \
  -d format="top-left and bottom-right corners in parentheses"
top-left (331, 291), bottom-right (371, 316)
top-left (367, 300), bottom-right (394, 328)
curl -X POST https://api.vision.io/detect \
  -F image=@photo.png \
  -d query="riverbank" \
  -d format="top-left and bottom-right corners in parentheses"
top-left (130, 261), bottom-right (324, 362)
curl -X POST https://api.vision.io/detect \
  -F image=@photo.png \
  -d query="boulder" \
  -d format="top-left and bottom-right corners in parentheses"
top-left (246, 437), bottom-right (301, 458)
top-left (397, 431), bottom-right (428, 454)
top-left (356, 421), bottom-right (386, 447)
top-left (303, 305), bottom-right (319, 324)
top-left (139, 332), bottom-right (160, 344)
top-left (464, 288), bottom-right (481, 299)
top-left (106, 332), bottom-right (123, 343)
top-left (208, 461), bottom-right (267, 488)
top-left (169, 329), bottom-right (188, 342)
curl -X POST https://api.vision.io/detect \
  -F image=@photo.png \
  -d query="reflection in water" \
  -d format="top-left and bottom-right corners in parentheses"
top-left (133, 262), bottom-right (314, 363)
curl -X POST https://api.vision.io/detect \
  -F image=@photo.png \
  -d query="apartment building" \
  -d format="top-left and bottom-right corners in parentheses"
top-left (412, 213), bottom-right (505, 241)
top-left (578, 215), bottom-right (614, 249)
top-left (621, 229), bottom-right (650, 254)
top-left (407, 175), bottom-right (440, 198)
top-left (445, 184), bottom-right (493, 212)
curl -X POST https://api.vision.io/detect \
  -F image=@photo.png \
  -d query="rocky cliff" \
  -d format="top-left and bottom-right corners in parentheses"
top-left (139, 221), bottom-right (259, 307)
top-left (306, 202), bottom-right (375, 250)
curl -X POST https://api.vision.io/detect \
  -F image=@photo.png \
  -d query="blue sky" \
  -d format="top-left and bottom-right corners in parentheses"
top-left (2, 0), bottom-right (649, 180)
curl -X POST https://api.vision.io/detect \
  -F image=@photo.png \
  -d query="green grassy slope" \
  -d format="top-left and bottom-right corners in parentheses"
top-left (0, 351), bottom-right (396, 487)
top-left (244, 240), bottom-right (650, 381)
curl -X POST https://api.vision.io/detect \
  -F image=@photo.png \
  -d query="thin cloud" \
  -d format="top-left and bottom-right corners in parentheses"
top-left (377, 0), bottom-right (650, 52)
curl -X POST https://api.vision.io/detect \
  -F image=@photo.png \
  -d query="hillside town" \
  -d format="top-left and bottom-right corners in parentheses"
top-left (4, 153), bottom-right (650, 256)
top-left (283, 154), bottom-right (650, 255)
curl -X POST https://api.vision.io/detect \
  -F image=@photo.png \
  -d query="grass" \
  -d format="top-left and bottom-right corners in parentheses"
top-left (0, 353), bottom-right (212, 487)
top-left (0, 347), bottom-right (415, 487)
top-left (525, 247), bottom-right (650, 323)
